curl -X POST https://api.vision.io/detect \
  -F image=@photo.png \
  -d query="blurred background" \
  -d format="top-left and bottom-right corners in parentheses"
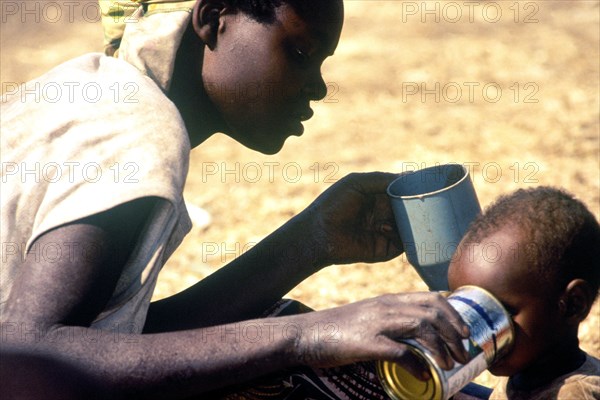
top-left (2, 0), bottom-right (598, 388)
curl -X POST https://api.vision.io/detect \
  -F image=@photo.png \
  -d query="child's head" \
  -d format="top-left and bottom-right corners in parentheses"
top-left (183, 0), bottom-right (344, 154)
top-left (448, 186), bottom-right (600, 377)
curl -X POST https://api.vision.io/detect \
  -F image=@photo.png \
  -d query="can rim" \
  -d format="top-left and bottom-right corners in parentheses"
top-left (376, 347), bottom-right (445, 400)
top-left (451, 285), bottom-right (516, 363)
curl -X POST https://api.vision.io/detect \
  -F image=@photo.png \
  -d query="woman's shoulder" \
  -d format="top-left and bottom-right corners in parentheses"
top-left (1, 52), bottom-right (190, 199)
top-left (2, 52), bottom-right (189, 151)
top-left (3, 53), bottom-right (178, 114)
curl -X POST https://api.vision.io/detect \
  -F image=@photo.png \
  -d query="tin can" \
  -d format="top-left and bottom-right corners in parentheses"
top-left (377, 286), bottom-right (514, 400)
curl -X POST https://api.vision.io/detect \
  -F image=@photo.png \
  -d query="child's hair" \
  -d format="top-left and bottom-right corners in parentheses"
top-left (463, 186), bottom-right (600, 297)
top-left (231, 0), bottom-right (339, 23)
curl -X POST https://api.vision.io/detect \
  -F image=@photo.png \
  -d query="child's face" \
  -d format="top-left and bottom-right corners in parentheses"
top-left (448, 226), bottom-right (565, 377)
top-left (202, 2), bottom-right (343, 154)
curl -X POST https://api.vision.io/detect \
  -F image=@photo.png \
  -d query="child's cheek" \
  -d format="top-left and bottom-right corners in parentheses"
top-left (490, 320), bottom-right (529, 376)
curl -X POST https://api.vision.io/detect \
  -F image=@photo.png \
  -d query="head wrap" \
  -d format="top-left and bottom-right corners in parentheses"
top-left (100, 0), bottom-right (197, 91)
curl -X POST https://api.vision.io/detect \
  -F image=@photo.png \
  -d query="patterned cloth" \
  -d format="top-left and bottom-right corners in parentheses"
top-left (99, 0), bottom-right (197, 91)
top-left (213, 363), bottom-right (388, 400)
top-left (205, 300), bottom-right (390, 400)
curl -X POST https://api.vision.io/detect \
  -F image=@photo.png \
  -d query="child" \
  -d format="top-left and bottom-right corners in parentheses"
top-left (448, 186), bottom-right (600, 399)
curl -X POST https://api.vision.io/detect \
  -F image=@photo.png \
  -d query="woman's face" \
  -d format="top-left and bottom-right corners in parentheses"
top-left (201, 2), bottom-right (344, 154)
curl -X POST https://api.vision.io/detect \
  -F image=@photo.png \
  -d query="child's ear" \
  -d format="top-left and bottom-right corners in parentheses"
top-left (192, 0), bottom-right (230, 50)
top-left (559, 279), bottom-right (595, 325)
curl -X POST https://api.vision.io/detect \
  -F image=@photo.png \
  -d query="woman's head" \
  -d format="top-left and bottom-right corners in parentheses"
top-left (186, 0), bottom-right (344, 153)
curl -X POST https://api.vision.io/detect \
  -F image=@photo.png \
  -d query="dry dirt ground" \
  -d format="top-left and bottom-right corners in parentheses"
top-left (2, 0), bottom-right (598, 389)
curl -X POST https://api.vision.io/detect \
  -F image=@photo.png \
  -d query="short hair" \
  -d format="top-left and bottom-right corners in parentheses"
top-left (463, 186), bottom-right (600, 296)
top-left (231, 0), bottom-right (341, 23)
top-left (229, 0), bottom-right (283, 22)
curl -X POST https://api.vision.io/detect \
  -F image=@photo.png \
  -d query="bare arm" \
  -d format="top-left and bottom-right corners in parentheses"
top-left (144, 209), bottom-right (324, 331)
top-left (3, 189), bottom-right (470, 398)
top-left (1, 200), bottom-right (305, 398)
top-left (145, 172), bottom-right (404, 331)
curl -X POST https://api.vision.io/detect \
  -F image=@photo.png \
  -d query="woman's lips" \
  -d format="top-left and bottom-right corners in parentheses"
top-left (285, 107), bottom-right (313, 136)
top-left (292, 107), bottom-right (314, 122)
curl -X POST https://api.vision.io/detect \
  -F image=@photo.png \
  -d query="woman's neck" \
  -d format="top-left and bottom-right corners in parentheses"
top-left (168, 23), bottom-right (227, 148)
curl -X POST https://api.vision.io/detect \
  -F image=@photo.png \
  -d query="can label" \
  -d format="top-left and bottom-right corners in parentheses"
top-left (446, 347), bottom-right (487, 395)
top-left (377, 286), bottom-right (514, 400)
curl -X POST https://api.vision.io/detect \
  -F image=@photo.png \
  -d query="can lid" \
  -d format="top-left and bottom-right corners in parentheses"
top-left (377, 349), bottom-right (443, 400)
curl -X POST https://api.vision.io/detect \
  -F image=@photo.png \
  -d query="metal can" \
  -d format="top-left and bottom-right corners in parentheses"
top-left (377, 286), bottom-right (514, 400)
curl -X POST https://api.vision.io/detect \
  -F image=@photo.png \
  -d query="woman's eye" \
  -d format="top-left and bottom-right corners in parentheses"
top-left (294, 48), bottom-right (309, 64)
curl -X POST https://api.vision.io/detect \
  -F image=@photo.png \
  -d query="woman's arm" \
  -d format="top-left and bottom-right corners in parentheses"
top-left (0, 202), bottom-right (304, 398)
top-left (144, 172), bottom-right (404, 331)
top-left (3, 194), bottom-right (469, 398)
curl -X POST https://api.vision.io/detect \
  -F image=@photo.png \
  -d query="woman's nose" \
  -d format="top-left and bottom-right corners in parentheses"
top-left (304, 73), bottom-right (328, 101)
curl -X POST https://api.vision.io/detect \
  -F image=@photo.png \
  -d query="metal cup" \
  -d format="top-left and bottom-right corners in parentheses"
top-left (387, 164), bottom-right (481, 291)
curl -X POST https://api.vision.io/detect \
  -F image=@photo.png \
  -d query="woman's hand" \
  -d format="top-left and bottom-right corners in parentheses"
top-left (294, 292), bottom-right (471, 370)
top-left (303, 172), bottom-right (403, 267)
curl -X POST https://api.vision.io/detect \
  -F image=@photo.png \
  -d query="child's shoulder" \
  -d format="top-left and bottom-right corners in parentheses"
top-left (570, 352), bottom-right (600, 379)
top-left (552, 353), bottom-right (599, 400)
top-left (581, 353), bottom-right (600, 374)
top-left (490, 353), bottom-right (600, 400)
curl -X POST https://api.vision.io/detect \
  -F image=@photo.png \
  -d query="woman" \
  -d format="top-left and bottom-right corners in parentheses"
top-left (0, 1), bottom-right (471, 398)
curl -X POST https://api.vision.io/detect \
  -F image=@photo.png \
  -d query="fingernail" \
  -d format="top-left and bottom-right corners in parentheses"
top-left (381, 223), bottom-right (393, 232)
top-left (462, 325), bottom-right (470, 337)
top-left (462, 341), bottom-right (471, 362)
top-left (446, 355), bottom-right (454, 370)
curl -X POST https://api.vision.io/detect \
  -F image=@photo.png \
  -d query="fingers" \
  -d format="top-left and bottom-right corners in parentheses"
top-left (368, 230), bottom-right (403, 262)
top-left (413, 329), bottom-right (464, 370)
top-left (297, 293), bottom-right (470, 370)
top-left (370, 187), bottom-right (401, 246)
top-left (380, 293), bottom-right (470, 369)
top-left (345, 172), bottom-right (400, 194)
top-left (379, 222), bottom-right (394, 233)
top-left (372, 192), bottom-right (398, 232)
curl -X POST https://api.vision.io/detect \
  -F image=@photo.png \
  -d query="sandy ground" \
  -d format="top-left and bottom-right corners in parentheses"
top-left (2, 0), bottom-right (598, 389)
